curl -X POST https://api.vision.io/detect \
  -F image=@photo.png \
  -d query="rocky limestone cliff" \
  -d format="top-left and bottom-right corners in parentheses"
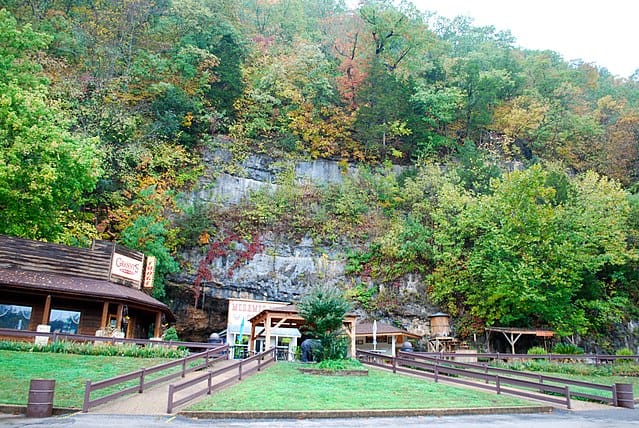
top-left (167, 153), bottom-right (439, 342)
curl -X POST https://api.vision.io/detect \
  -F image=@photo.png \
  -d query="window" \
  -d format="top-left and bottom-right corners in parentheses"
top-left (0, 304), bottom-right (32, 330)
top-left (50, 309), bottom-right (80, 334)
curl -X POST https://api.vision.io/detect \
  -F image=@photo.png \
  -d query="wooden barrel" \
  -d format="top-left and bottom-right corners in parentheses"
top-left (27, 379), bottom-right (55, 417)
top-left (615, 383), bottom-right (635, 409)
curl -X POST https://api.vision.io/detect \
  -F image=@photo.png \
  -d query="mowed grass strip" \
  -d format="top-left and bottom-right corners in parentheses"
top-left (0, 350), bottom-right (174, 408)
top-left (188, 362), bottom-right (532, 411)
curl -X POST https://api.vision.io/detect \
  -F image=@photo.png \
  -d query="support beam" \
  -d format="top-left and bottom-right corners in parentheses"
top-left (100, 302), bottom-right (109, 328)
top-left (116, 304), bottom-right (124, 331)
top-left (154, 312), bottom-right (162, 338)
top-left (264, 314), bottom-right (272, 351)
top-left (41, 295), bottom-right (51, 325)
top-left (502, 331), bottom-right (522, 354)
top-left (248, 322), bottom-right (256, 353)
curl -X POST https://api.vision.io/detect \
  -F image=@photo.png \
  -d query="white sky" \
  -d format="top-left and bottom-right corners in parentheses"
top-left (349, 0), bottom-right (639, 78)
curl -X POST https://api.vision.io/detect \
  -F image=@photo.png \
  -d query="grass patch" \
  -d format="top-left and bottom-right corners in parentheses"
top-left (188, 362), bottom-right (532, 411)
top-left (493, 360), bottom-right (639, 395)
top-left (0, 350), bottom-right (175, 408)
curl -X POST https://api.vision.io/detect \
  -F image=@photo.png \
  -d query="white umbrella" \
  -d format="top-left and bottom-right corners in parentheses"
top-left (372, 320), bottom-right (377, 351)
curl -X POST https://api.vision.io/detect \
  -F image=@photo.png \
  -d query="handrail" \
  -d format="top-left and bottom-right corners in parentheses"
top-left (0, 327), bottom-right (223, 351)
top-left (402, 352), bottom-right (615, 401)
top-left (406, 350), bottom-right (639, 364)
top-left (357, 349), bottom-right (630, 409)
top-left (82, 345), bottom-right (228, 412)
top-left (166, 347), bottom-right (276, 413)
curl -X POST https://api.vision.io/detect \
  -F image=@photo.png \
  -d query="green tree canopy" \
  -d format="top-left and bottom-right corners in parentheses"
top-left (0, 9), bottom-right (102, 243)
top-left (430, 164), bottom-right (634, 337)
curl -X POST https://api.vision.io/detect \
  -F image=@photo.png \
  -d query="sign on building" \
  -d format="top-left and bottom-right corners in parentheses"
top-left (143, 256), bottom-right (156, 289)
top-left (110, 252), bottom-right (144, 287)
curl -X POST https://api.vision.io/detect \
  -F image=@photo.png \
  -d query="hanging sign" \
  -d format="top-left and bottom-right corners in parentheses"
top-left (143, 256), bottom-right (156, 289)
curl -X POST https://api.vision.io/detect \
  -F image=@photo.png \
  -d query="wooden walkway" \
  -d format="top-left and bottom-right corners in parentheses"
top-left (90, 359), bottom-right (259, 415)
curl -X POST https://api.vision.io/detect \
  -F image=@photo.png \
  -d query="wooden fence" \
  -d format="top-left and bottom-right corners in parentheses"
top-left (411, 350), bottom-right (639, 364)
top-left (82, 345), bottom-right (228, 412)
top-left (167, 347), bottom-right (276, 413)
top-left (357, 350), bottom-right (634, 409)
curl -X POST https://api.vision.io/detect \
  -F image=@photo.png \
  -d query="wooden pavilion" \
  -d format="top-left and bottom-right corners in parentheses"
top-left (356, 320), bottom-right (422, 356)
top-left (247, 304), bottom-right (358, 357)
top-left (486, 327), bottom-right (555, 354)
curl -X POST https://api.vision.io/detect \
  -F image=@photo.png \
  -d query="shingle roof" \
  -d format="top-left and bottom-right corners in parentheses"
top-left (356, 320), bottom-right (422, 338)
top-left (0, 267), bottom-right (172, 316)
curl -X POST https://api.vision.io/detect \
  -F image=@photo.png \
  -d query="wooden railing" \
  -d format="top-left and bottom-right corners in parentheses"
top-left (82, 345), bottom-right (228, 412)
top-left (356, 350), bottom-right (634, 409)
top-left (0, 328), bottom-right (222, 351)
top-left (410, 350), bottom-right (639, 365)
top-left (167, 347), bottom-right (275, 413)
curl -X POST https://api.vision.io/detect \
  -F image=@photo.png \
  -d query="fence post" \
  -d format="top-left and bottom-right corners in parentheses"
top-left (167, 384), bottom-right (174, 414)
top-left (139, 368), bottom-right (145, 393)
top-left (434, 364), bottom-right (439, 383)
top-left (565, 385), bottom-right (571, 409)
top-left (258, 354), bottom-right (262, 372)
top-left (495, 375), bottom-right (501, 394)
top-left (239, 360), bottom-right (243, 381)
top-left (485, 366), bottom-right (489, 384)
top-left (83, 380), bottom-right (91, 413)
top-left (392, 356), bottom-right (397, 374)
top-left (538, 374), bottom-right (544, 392)
top-left (182, 358), bottom-right (187, 377)
top-left (207, 372), bottom-right (212, 395)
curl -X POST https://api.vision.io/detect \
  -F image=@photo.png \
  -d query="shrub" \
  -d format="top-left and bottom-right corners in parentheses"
top-left (527, 346), bottom-right (547, 355)
top-left (0, 340), bottom-right (188, 358)
top-left (317, 358), bottom-right (363, 370)
top-left (163, 326), bottom-right (179, 341)
top-left (552, 343), bottom-right (584, 355)
top-left (298, 284), bottom-right (351, 362)
top-left (615, 347), bottom-right (635, 356)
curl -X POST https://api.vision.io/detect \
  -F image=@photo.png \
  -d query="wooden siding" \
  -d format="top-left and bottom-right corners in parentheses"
top-left (0, 235), bottom-right (144, 288)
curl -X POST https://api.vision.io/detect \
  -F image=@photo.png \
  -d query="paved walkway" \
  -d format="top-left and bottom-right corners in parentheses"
top-left (90, 358), bottom-right (264, 415)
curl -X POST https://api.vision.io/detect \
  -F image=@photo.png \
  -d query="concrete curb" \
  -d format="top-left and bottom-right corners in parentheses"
top-left (179, 405), bottom-right (554, 419)
top-left (0, 404), bottom-right (79, 416)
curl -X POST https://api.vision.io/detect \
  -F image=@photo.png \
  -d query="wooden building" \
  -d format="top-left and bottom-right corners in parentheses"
top-left (356, 320), bottom-right (422, 357)
top-left (0, 235), bottom-right (174, 339)
top-left (248, 304), bottom-right (359, 358)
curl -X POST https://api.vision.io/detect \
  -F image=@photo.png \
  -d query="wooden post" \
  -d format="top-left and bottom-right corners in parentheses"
top-left (264, 314), bottom-right (272, 351)
top-left (42, 295), bottom-right (52, 325)
top-left (154, 312), bottom-right (162, 338)
top-left (100, 302), bottom-right (109, 328)
top-left (116, 304), bottom-right (123, 331)
top-left (350, 319), bottom-right (357, 358)
top-left (248, 321), bottom-right (256, 353)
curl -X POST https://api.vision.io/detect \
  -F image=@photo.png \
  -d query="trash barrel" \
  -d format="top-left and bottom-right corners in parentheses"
top-left (27, 379), bottom-right (55, 417)
top-left (615, 383), bottom-right (634, 409)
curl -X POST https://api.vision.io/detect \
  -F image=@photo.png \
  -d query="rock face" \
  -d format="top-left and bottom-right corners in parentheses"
top-left (168, 153), bottom-right (437, 342)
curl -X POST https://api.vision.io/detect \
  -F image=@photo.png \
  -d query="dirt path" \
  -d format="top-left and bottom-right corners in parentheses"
top-left (90, 359), bottom-right (263, 415)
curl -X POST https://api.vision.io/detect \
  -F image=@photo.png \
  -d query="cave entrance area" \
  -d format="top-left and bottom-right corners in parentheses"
top-left (247, 303), bottom-right (359, 358)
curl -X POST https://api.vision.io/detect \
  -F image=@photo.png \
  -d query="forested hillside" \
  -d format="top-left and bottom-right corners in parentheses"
top-left (1, 0), bottom-right (638, 347)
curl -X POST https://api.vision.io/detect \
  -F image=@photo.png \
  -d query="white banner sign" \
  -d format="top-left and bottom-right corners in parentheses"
top-left (143, 256), bottom-right (156, 289)
top-left (110, 252), bottom-right (143, 284)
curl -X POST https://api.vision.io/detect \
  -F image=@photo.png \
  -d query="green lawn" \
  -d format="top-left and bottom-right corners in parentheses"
top-left (187, 362), bottom-right (532, 411)
top-left (0, 350), bottom-right (173, 408)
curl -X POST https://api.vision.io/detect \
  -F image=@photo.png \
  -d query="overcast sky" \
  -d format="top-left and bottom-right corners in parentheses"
top-left (349, 1), bottom-right (639, 78)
